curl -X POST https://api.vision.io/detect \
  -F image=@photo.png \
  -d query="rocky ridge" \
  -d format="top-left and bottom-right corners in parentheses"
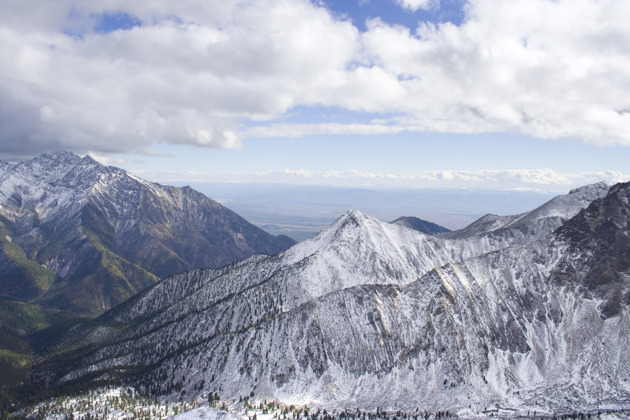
top-left (0, 150), bottom-right (294, 315)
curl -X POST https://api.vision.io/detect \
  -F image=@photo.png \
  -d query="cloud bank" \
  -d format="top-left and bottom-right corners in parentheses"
top-left (152, 167), bottom-right (628, 192)
top-left (1, 0), bottom-right (630, 157)
top-left (255, 168), bottom-right (628, 188)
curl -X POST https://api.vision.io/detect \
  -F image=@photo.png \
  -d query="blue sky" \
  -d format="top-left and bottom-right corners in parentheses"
top-left (1, 0), bottom-right (629, 193)
top-left (324, 0), bottom-right (466, 30)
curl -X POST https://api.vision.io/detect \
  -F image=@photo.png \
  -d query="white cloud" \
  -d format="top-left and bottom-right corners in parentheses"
top-left (358, 0), bottom-right (630, 143)
top-left (1, 0), bottom-right (630, 158)
top-left (245, 122), bottom-right (404, 138)
top-left (146, 165), bottom-right (629, 192)
top-left (87, 152), bottom-right (127, 166)
top-left (248, 168), bottom-right (629, 191)
top-left (395, 0), bottom-right (436, 12)
top-left (0, 0), bottom-right (360, 156)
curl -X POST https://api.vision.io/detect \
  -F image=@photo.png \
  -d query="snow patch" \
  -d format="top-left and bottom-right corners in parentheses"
top-left (171, 407), bottom-right (240, 420)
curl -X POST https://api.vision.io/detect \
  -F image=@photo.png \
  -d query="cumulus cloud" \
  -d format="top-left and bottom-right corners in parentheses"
top-left (359, 0), bottom-right (630, 141)
top-left (245, 122), bottom-right (404, 138)
top-left (395, 0), bottom-right (437, 12)
top-left (0, 0), bottom-right (360, 156)
top-left (1, 0), bottom-right (630, 158)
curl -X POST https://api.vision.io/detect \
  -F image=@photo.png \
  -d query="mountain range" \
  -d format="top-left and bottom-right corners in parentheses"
top-left (0, 150), bottom-right (298, 393)
top-left (0, 150), bottom-right (294, 316)
top-left (27, 179), bottom-right (630, 416)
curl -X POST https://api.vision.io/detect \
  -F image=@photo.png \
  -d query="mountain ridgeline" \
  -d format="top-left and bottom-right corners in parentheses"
top-left (390, 216), bottom-right (450, 235)
top-left (29, 180), bottom-right (630, 415)
top-left (0, 150), bottom-right (295, 315)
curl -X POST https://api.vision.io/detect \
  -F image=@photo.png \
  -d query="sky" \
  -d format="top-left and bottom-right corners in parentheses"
top-left (1, 0), bottom-right (630, 193)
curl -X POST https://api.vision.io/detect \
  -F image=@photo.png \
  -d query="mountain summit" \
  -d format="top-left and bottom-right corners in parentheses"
top-left (0, 150), bottom-right (294, 315)
top-left (442, 181), bottom-right (610, 243)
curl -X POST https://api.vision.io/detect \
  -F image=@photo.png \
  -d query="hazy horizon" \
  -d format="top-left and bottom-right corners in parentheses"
top-left (184, 181), bottom-right (559, 240)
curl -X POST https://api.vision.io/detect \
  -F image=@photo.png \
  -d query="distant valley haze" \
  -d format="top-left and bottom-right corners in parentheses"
top-left (185, 182), bottom-right (559, 241)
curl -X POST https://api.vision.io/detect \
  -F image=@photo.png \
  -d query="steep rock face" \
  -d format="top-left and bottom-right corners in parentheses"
top-left (36, 183), bottom-right (630, 415)
top-left (551, 182), bottom-right (630, 319)
top-left (0, 150), bottom-right (294, 314)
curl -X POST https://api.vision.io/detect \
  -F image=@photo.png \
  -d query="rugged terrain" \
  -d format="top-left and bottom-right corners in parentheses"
top-left (0, 150), bottom-right (295, 393)
top-left (26, 181), bottom-right (629, 416)
top-left (0, 150), bottom-right (294, 316)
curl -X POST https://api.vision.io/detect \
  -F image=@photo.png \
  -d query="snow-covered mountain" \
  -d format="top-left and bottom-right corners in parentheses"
top-left (58, 181), bottom-right (605, 329)
top-left (0, 150), bottom-right (294, 314)
top-left (439, 182), bottom-right (610, 263)
top-left (32, 181), bottom-right (629, 416)
top-left (442, 182), bottom-right (610, 243)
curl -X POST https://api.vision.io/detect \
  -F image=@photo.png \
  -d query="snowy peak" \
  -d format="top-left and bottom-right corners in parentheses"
top-left (42, 149), bottom-right (80, 160)
top-left (319, 209), bottom-right (389, 243)
top-left (506, 181), bottom-right (610, 228)
top-left (283, 209), bottom-right (425, 263)
top-left (336, 208), bottom-right (366, 227)
top-left (567, 180), bottom-right (611, 197)
top-left (0, 150), bottom-right (295, 315)
top-left (27, 149), bottom-right (82, 171)
top-left (443, 182), bottom-right (610, 243)
top-left (0, 150), bottom-right (106, 208)
top-left (323, 209), bottom-right (372, 235)
top-left (13, 149), bottom-right (81, 183)
top-left (326, 209), bottom-right (423, 240)
top-left (272, 209), bottom-right (462, 306)
top-left (55, 154), bottom-right (120, 193)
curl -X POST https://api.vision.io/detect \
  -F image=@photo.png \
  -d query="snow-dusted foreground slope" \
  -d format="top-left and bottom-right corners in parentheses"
top-left (170, 407), bottom-right (240, 420)
top-left (34, 182), bottom-right (629, 415)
